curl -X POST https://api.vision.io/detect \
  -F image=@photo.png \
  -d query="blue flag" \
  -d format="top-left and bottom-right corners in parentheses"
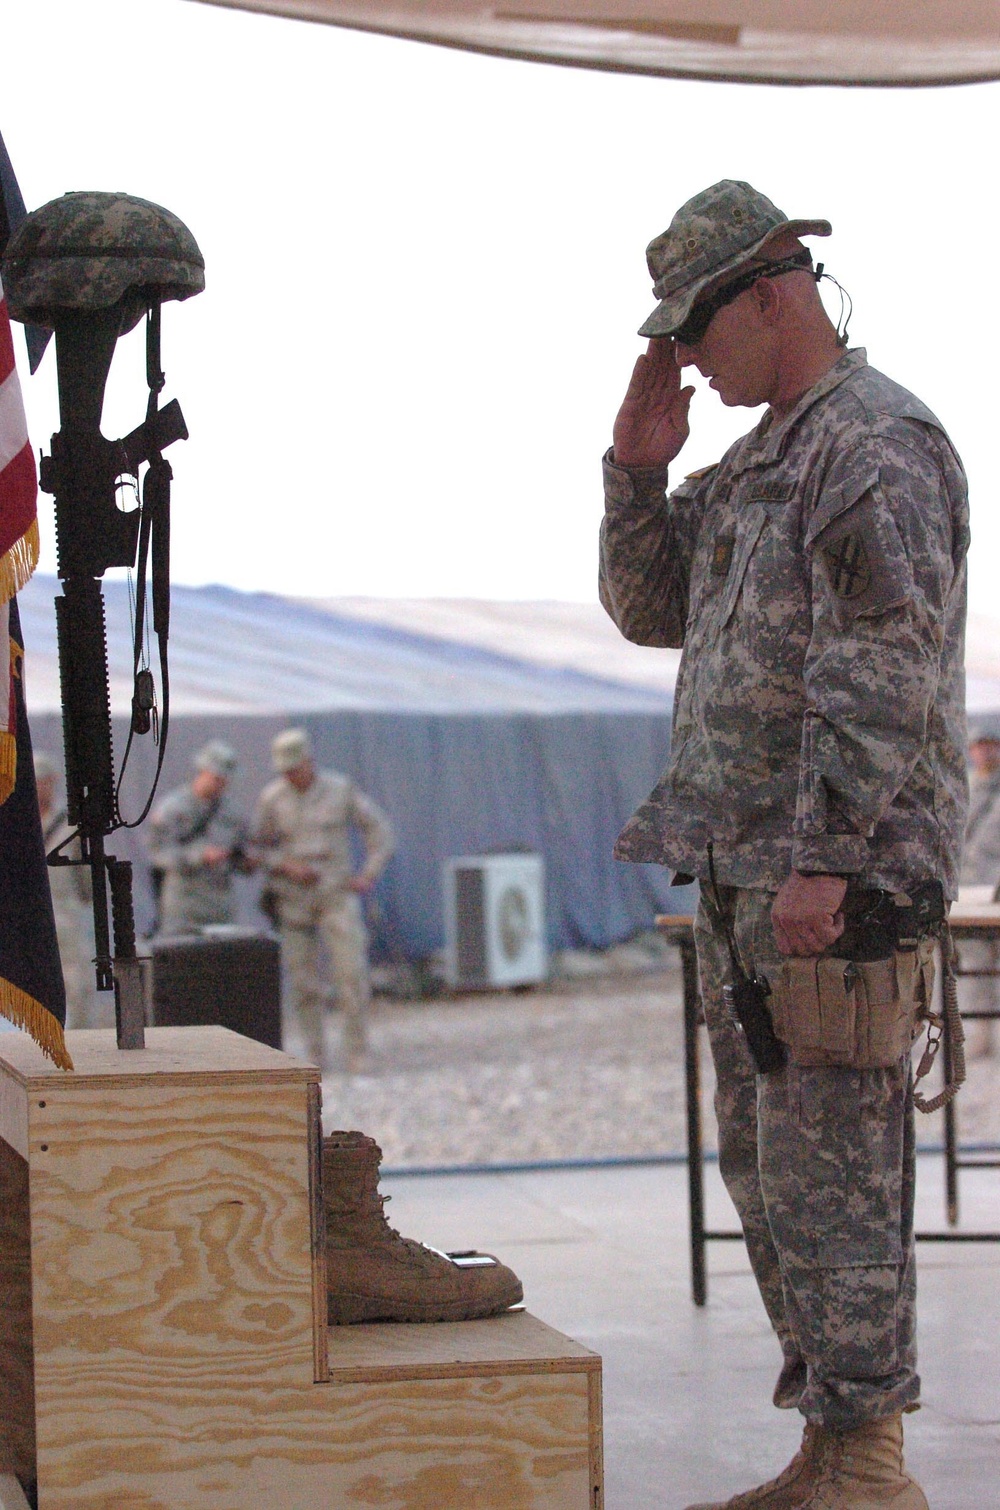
top-left (0, 599), bottom-right (71, 1066)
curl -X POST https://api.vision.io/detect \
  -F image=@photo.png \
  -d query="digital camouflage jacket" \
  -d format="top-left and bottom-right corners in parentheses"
top-left (600, 349), bottom-right (970, 896)
top-left (147, 783), bottom-right (249, 932)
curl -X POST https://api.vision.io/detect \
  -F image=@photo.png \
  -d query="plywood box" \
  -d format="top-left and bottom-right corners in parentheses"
top-left (0, 1027), bottom-right (602, 1509)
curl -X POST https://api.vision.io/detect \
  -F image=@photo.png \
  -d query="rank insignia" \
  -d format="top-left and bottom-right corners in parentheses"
top-left (711, 534), bottom-right (735, 576)
top-left (823, 533), bottom-right (871, 598)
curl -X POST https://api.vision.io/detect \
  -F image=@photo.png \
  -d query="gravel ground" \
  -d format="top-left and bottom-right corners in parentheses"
top-left (314, 968), bottom-right (691, 1167)
top-left (300, 959), bottom-right (1000, 1169)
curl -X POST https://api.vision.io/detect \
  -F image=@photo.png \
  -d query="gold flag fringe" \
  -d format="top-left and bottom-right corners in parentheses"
top-left (0, 976), bottom-right (74, 1070)
top-left (0, 518), bottom-right (40, 607)
top-left (0, 635), bottom-right (24, 804)
top-left (0, 728), bottom-right (14, 805)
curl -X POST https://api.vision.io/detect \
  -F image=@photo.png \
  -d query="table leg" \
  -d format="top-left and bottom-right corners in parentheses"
top-left (681, 937), bottom-right (707, 1307)
top-left (943, 987), bottom-right (959, 1226)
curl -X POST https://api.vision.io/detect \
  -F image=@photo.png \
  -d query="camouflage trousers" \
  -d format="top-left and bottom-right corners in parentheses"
top-left (695, 886), bottom-right (918, 1429)
top-left (279, 890), bottom-right (370, 1064)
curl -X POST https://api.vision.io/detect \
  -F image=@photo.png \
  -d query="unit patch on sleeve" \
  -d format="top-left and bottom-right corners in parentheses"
top-left (821, 533), bottom-right (871, 599)
top-left (813, 484), bottom-right (914, 627)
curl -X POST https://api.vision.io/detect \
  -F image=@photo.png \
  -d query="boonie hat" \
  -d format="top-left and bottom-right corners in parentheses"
top-left (272, 727), bottom-right (312, 773)
top-left (639, 180), bottom-right (831, 339)
top-left (194, 739), bottom-right (238, 777)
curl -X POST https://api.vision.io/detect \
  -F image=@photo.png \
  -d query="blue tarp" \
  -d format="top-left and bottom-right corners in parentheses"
top-left (302, 711), bottom-right (691, 956)
top-left (21, 576), bottom-right (693, 954)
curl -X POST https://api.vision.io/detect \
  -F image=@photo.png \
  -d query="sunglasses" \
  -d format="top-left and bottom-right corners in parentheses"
top-left (672, 249), bottom-right (814, 347)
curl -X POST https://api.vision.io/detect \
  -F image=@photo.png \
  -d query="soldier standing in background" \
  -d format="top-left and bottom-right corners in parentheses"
top-left (34, 751), bottom-right (108, 1029)
top-left (148, 740), bottom-right (252, 935)
top-left (958, 719), bottom-right (1000, 1056)
top-left (600, 181), bottom-right (967, 1510)
top-left (253, 728), bottom-right (394, 1072)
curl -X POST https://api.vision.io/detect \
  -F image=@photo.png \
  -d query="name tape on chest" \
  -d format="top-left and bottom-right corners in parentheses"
top-left (743, 479), bottom-right (796, 505)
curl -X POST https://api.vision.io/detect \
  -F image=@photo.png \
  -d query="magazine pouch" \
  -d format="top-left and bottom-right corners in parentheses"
top-left (766, 939), bottom-right (933, 1069)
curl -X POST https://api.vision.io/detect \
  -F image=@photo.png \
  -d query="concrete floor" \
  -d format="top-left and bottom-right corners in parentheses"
top-left (382, 1152), bottom-right (1000, 1510)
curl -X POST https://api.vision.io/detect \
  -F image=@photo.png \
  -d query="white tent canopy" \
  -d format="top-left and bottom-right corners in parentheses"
top-left (194, 0), bottom-right (1000, 86)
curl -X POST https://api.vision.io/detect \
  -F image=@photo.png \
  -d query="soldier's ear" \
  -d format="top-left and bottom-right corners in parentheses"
top-left (754, 277), bottom-right (781, 325)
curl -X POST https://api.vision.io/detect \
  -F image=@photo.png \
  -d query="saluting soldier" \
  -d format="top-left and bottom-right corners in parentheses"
top-left (252, 728), bottom-right (394, 1072)
top-left (148, 740), bottom-right (252, 935)
top-left (600, 181), bottom-right (967, 1510)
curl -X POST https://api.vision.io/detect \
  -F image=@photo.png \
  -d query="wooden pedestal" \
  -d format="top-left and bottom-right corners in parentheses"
top-left (0, 1027), bottom-right (601, 1509)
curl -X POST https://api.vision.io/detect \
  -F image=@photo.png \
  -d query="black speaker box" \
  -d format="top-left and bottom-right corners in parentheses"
top-left (150, 930), bottom-right (281, 1050)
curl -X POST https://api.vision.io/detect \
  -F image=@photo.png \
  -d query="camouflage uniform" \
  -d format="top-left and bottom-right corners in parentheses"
top-left (601, 348), bottom-right (969, 1428)
top-left (148, 784), bottom-right (249, 934)
top-left (252, 769), bottom-right (394, 1064)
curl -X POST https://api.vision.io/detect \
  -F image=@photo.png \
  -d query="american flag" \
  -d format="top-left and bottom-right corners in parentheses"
top-left (0, 135), bottom-right (71, 1068)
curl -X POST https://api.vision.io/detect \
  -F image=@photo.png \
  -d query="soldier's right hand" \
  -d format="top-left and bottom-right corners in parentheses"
top-left (202, 844), bottom-right (230, 868)
top-left (612, 337), bottom-right (695, 469)
top-left (279, 859), bottom-right (320, 886)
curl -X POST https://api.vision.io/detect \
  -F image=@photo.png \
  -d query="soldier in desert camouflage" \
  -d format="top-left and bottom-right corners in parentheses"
top-left (253, 729), bottom-right (394, 1073)
top-left (600, 181), bottom-right (968, 1510)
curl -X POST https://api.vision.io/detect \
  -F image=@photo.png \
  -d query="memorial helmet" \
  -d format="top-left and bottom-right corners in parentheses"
top-left (1, 190), bottom-right (204, 333)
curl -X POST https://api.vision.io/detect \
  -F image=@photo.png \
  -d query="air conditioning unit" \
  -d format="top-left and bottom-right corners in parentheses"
top-left (443, 853), bottom-right (547, 989)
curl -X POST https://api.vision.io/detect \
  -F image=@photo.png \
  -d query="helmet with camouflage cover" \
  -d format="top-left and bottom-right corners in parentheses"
top-left (1, 191), bottom-right (204, 334)
top-left (638, 180), bottom-right (830, 339)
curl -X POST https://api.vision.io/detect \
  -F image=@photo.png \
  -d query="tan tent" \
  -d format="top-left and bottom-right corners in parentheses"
top-left (195, 1), bottom-right (1000, 86)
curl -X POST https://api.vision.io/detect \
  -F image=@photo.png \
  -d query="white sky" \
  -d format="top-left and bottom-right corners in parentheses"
top-left (4, 0), bottom-right (1000, 610)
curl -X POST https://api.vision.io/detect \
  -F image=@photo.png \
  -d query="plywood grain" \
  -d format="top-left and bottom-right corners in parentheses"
top-left (307, 1081), bottom-right (328, 1383)
top-left (35, 1371), bottom-right (592, 1509)
top-left (588, 1371), bottom-right (604, 1510)
top-left (0, 1026), bottom-right (319, 1092)
top-left (28, 1080), bottom-right (316, 1385)
top-left (326, 1309), bottom-right (600, 1382)
top-left (0, 1027), bottom-right (601, 1509)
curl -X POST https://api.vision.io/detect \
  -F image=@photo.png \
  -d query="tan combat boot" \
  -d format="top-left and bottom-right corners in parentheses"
top-left (685, 1424), bottom-right (822, 1510)
top-left (323, 1131), bottom-right (524, 1324)
top-left (797, 1416), bottom-right (928, 1509)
